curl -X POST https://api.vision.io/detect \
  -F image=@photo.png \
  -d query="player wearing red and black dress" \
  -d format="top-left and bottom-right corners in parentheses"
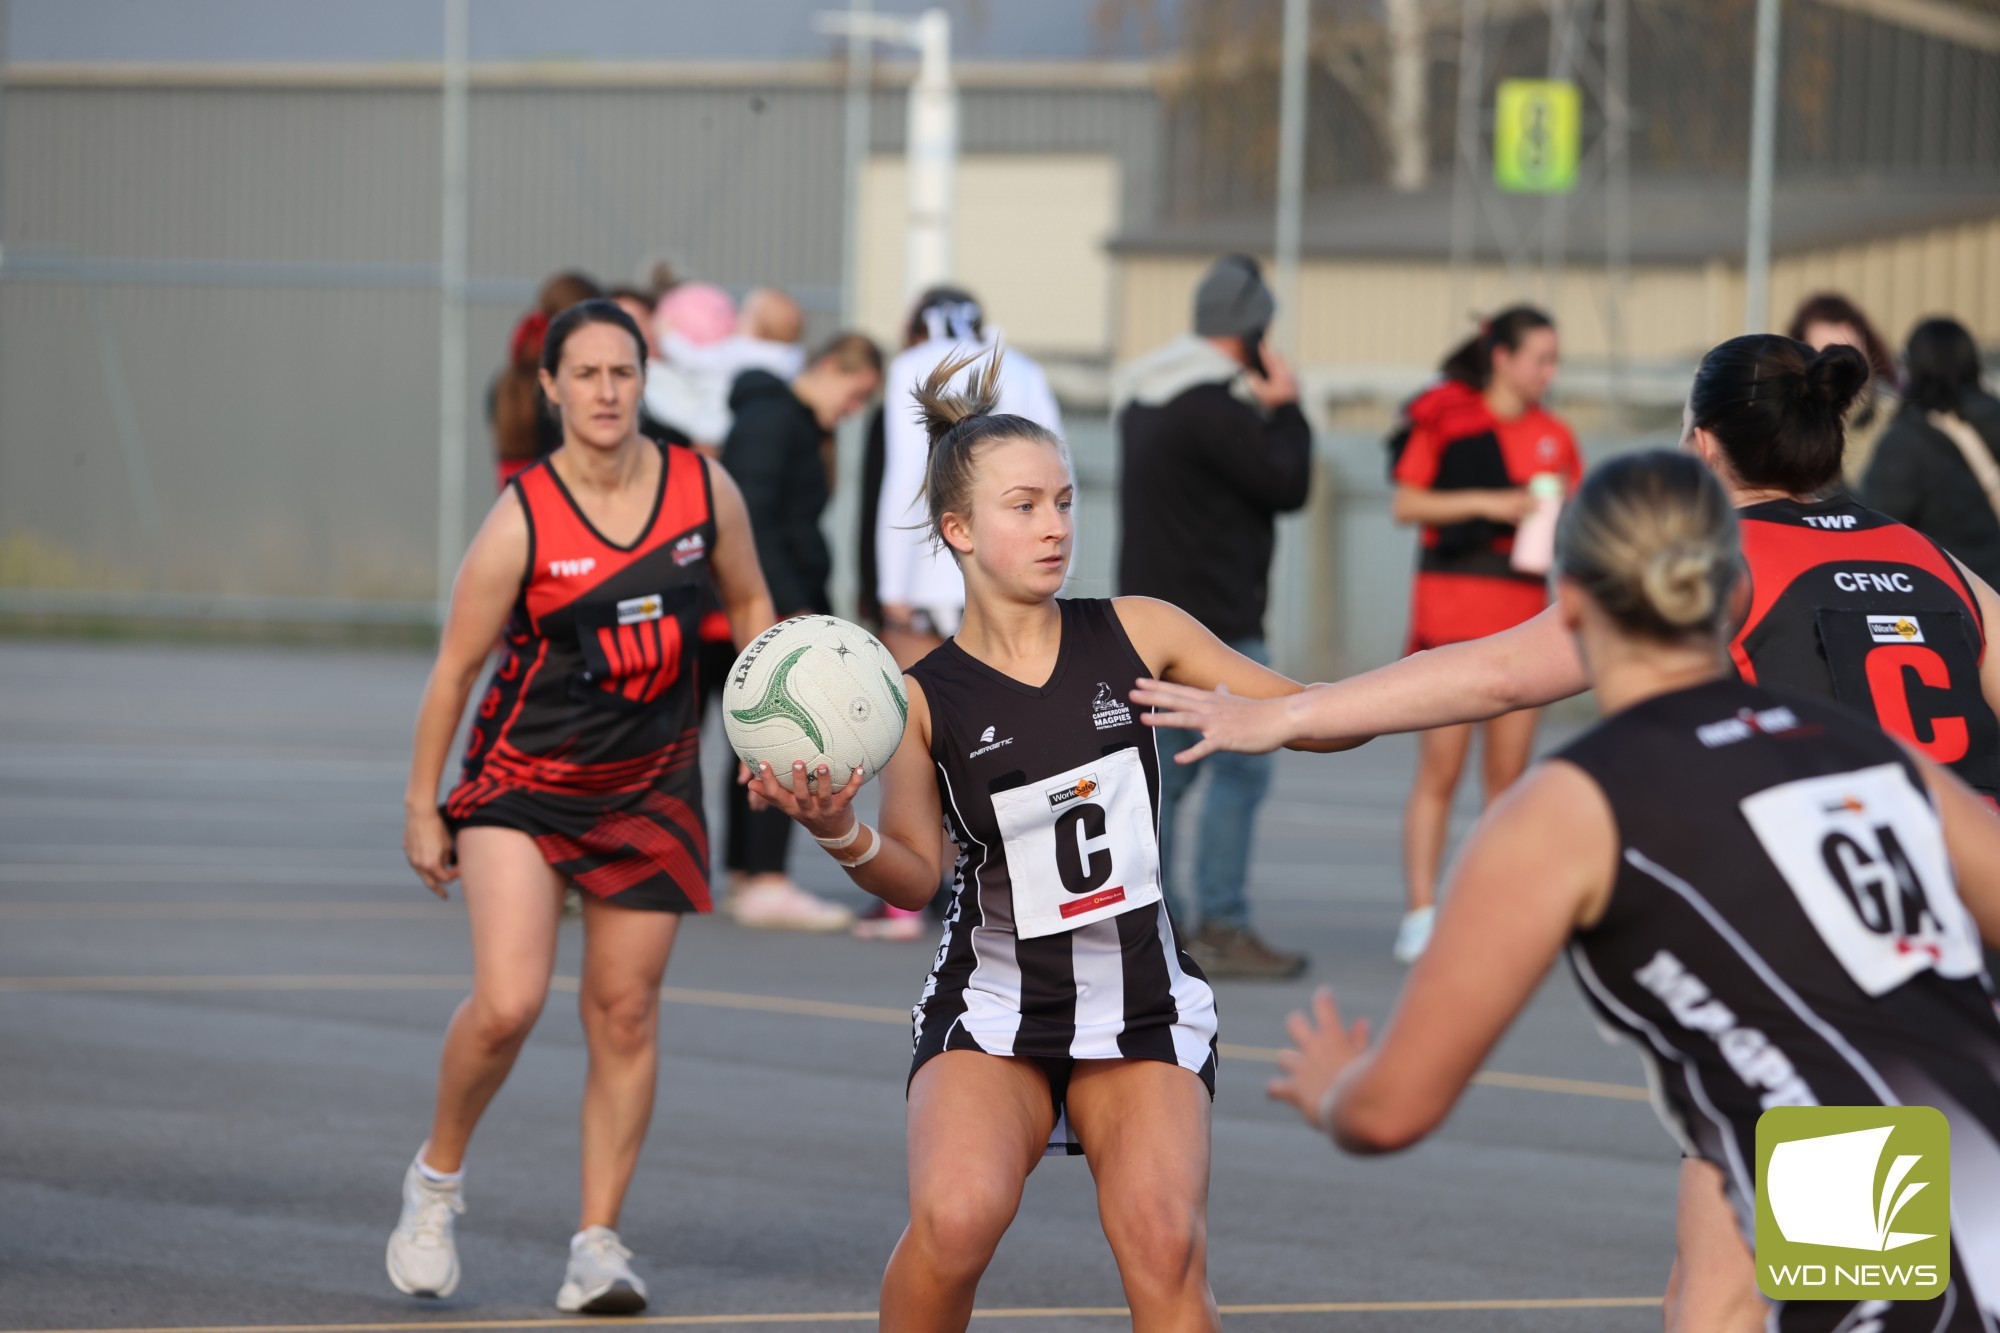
top-left (1386, 306), bottom-right (1581, 963)
top-left (444, 440), bottom-right (718, 907)
top-left (392, 300), bottom-right (777, 1315)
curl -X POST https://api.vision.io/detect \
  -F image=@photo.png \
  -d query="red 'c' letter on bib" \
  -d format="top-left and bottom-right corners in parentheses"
top-left (1865, 644), bottom-right (1969, 763)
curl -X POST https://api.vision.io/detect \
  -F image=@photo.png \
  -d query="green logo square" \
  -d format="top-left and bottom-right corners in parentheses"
top-left (1493, 78), bottom-right (1581, 194)
top-left (1755, 1105), bottom-right (1951, 1302)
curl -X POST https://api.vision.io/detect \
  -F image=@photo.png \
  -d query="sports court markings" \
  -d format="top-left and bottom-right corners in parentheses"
top-left (1, 1295), bottom-right (1665, 1332)
top-left (0, 972), bottom-right (1649, 1102)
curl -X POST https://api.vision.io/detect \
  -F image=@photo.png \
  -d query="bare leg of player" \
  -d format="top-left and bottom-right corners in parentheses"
top-left (1067, 1061), bottom-right (1220, 1333)
top-left (1402, 722), bottom-right (1476, 915)
top-left (880, 1053), bottom-right (1055, 1333)
top-left (1663, 1158), bottom-right (1764, 1333)
top-left (1477, 707), bottom-right (1540, 807)
top-left (575, 897), bottom-right (680, 1229)
top-left (424, 827), bottom-right (565, 1171)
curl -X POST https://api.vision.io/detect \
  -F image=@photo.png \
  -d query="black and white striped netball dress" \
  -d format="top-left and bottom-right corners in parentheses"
top-left (906, 598), bottom-right (1218, 1153)
top-left (1558, 677), bottom-right (2000, 1331)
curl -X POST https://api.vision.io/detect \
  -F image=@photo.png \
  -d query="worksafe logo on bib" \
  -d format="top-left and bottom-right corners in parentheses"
top-left (1867, 614), bottom-right (1924, 644)
top-left (1755, 1106), bottom-right (1949, 1302)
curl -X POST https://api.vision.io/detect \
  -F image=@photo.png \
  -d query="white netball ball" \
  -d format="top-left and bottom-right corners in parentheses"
top-left (721, 615), bottom-right (908, 793)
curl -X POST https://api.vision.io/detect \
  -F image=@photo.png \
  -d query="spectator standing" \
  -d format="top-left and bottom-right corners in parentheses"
top-left (644, 282), bottom-right (738, 453)
top-left (874, 287), bottom-right (1064, 668)
top-left (717, 288), bottom-right (808, 384)
top-left (1862, 317), bottom-right (2000, 586)
top-left (1386, 307), bottom-right (1579, 965)
top-left (1787, 292), bottom-right (1899, 481)
top-left (490, 271), bottom-right (602, 488)
top-left (713, 332), bottom-right (885, 931)
top-left (1113, 254), bottom-right (1312, 979)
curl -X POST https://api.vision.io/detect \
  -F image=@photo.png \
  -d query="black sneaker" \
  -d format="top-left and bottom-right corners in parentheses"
top-left (1187, 925), bottom-right (1309, 979)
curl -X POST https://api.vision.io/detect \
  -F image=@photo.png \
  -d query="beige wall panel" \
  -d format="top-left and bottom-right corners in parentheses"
top-left (856, 154), bottom-right (1119, 357)
top-left (1115, 212), bottom-right (2000, 377)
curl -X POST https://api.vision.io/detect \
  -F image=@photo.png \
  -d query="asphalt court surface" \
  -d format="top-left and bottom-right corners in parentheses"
top-left (0, 639), bottom-right (1677, 1330)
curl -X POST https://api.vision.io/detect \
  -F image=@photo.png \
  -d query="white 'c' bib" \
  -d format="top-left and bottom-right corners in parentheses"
top-left (989, 747), bottom-right (1162, 940)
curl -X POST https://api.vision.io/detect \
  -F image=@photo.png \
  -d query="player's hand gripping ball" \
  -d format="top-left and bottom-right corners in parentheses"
top-left (722, 616), bottom-right (908, 793)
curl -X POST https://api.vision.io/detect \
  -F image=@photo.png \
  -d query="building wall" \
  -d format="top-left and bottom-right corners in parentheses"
top-left (0, 65), bottom-right (1159, 609)
top-left (855, 154), bottom-right (1120, 355)
top-left (1113, 213), bottom-right (2000, 373)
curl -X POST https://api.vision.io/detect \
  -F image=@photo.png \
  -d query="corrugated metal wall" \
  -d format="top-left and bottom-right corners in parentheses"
top-left (0, 69), bottom-right (1161, 613)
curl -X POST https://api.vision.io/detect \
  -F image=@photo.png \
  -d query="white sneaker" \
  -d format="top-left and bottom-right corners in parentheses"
top-left (386, 1154), bottom-right (464, 1298)
top-left (556, 1226), bottom-right (649, 1314)
top-left (727, 877), bottom-right (855, 933)
top-left (1392, 906), bottom-right (1436, 964)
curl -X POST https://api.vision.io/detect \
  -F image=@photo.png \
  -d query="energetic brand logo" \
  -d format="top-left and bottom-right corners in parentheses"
top-left (616, 594), bottom-right (665, 625)
top-left (1091, 682), bottom-right (1133, 731)
top-left (549, 557), bottom-right (598, 578)
top-left (673, 533), bottom-right (707, 567)
top-left (1755, 1105), bottom-right (1950, 1303)
top-left (1804, 513), bottom-right (1859, 530)
top-left (1867, 615), bottom-right (1924, 644)
top-left (969, 723), bottom-right (1013, 758)
top-left (1047, 774), bottom-right (1100, 811)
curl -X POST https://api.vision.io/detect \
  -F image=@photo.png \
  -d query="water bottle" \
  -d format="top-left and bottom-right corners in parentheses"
top-left (1510, 472), bottom-right (1565, 576)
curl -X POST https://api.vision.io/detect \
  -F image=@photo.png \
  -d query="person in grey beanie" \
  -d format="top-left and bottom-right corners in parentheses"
top-left (1113, 253), bottom-right (1313, 978)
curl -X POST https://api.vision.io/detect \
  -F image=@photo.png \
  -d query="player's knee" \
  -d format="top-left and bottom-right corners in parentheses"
top-left (907, 1180), bottom-right (1018, 1273)
top-left (1103, 1194), bottom-right (1205, 1293)
top-left (580, 987), bottom-right (657, 1056)
top-left (471, 992), bottom-right (544, 1051)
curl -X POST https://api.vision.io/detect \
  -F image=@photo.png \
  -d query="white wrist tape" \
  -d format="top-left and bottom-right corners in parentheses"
top-left (813, 819), bottom-right (862, 851)
top-left (835, 825), bottom-right (882, 869)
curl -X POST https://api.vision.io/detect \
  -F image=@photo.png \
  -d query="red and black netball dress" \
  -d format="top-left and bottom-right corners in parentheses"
top-left (1390, 381), bottom-right (1581, 652)
top-left (445, 442), bottom-right (717, 912)
top-left (1731, 495), bottom-right (1998, 801)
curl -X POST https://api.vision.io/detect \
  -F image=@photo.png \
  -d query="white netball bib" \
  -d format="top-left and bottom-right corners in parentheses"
top-left (990, 747), bottom-right (1163, 940)
top-left (1739, 762), bottom-right (1982, 996)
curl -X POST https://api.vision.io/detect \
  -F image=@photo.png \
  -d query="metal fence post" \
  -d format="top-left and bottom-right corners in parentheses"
top-left (436, 0), bottom-right (471, 624)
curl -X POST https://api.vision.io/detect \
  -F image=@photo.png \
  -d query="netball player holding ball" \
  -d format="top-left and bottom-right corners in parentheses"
top-left (751, 347), bottom-right (1356, 1332)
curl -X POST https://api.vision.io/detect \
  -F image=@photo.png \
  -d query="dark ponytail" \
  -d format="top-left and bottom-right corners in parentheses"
top-left (1688, 334), bottom-right (1868, 494)
top-left (493, 271), bottom-right (602, 463)
top-left (1440, 305), bottom-right (1555, 389)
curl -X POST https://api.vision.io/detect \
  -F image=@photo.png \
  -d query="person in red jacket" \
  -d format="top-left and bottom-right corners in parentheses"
top-left (1387, 307), bottom-right (1579, 963)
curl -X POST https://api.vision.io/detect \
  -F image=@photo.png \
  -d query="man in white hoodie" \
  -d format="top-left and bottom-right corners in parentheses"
top-left (873, 287), bottom-right (1064, 665)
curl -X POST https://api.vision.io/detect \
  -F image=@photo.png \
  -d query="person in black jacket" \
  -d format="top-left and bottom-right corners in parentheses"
top-left (714, 331), bottom-right (883, 931)
top-left (1113, 253), bottom-right (1313, 978)
top-left (1862, 317), bottom-right (2000, 587)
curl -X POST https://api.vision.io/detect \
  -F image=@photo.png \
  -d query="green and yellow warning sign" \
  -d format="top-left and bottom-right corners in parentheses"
top-left (1494, 79), bottom-right (1581, 194)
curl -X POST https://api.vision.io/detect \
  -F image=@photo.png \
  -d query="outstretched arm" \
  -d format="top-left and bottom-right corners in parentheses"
top-left (1130, 602), bottom-right (1588, 763)
top-left (1268, 760), bottom-right (1615, 1151)
top-left (1111, 597), bottom-right (1360, 752)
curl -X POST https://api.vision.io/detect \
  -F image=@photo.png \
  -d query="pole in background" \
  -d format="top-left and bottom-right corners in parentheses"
top-left (1743, 0), bottom-right (1781, 334)
top-left (435, 0), bottom-right (471, 623)
top-left (1273, 0), bottom-right (1309, 357)
top-left (1605, 0), bottom-right (1631, 419)
top-left (0, 0), bottom-right (10, 275)
top-left (837, 0), bottom-right (873, 329)
top-left (818, 7), bottom-right (956, 305)
top-left (902, 9), bottom-right (955, 300)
